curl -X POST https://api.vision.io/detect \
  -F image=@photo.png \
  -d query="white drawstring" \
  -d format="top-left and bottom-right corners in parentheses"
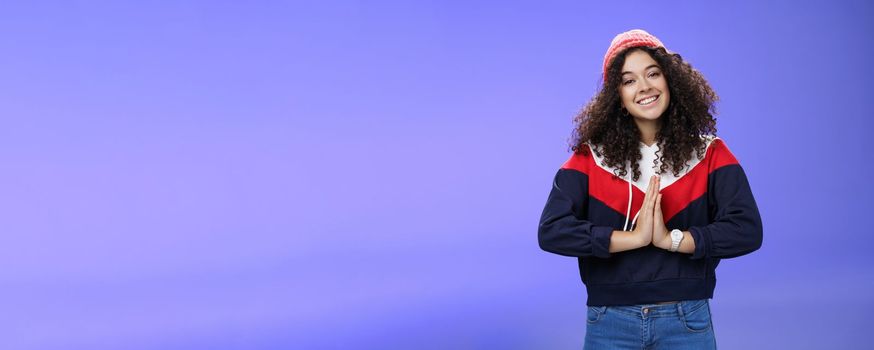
top-left (622, 162), bottom-right (642, 232)
top-left (622, 169), bottom-right (632, 231)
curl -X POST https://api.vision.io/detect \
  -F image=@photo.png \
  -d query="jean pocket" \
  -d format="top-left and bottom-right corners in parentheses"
top-left (586, 306), bottom-right (607, 324)
top-left (680, 299), bottom-right (712, 333)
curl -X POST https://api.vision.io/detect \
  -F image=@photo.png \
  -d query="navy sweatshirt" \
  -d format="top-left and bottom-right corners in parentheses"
top-left (538, 136), bottom-right (763, 306)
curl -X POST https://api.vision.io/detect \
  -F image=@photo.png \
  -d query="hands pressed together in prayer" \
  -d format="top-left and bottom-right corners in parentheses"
top-left (609, 175), bottom-right (686, 253)
top-left (631, 175), bottom-right (673, 250)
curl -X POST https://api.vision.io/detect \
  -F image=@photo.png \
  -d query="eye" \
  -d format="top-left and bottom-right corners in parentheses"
top-left (648, 71), bottom-right (661, 78)
top-left (622, 79), bottom-right (634, 85)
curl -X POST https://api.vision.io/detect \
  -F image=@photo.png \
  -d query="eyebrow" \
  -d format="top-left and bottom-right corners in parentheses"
top-left (621, 64), bottom-right (661, 76)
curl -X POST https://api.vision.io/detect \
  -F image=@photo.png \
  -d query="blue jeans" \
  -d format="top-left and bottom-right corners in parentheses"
top-left (584, 299), bottom-right (717, 349)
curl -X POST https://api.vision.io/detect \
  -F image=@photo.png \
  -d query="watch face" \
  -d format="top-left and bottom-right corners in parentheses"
top-left (672, 230), bottom-right (683, 239)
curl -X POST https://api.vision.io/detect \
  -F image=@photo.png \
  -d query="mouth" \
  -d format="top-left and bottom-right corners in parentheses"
top-left (636, 95), bottom-right (660, 106)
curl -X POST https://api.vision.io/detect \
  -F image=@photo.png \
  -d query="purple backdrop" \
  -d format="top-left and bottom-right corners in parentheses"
top-left (1, 1), bottom-right (872, 349)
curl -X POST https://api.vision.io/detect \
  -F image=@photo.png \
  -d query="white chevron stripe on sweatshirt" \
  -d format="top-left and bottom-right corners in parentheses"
top-left (588, 135), bottom-right (719, 193)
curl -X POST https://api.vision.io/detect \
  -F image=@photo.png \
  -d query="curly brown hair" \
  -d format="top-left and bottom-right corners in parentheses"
top-left (569, 46), bottom-right (719, 182)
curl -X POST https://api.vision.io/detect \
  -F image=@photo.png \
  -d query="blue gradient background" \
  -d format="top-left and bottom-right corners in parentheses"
top-left (2, 1), bottom-right (872, 349)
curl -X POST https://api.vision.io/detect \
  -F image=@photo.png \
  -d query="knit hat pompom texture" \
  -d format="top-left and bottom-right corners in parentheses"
top-left (602, 29), bottom-right (670, 82)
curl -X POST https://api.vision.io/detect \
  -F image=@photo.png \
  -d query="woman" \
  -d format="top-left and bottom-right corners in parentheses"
top-left (537, 29), bottom-right (763, 349)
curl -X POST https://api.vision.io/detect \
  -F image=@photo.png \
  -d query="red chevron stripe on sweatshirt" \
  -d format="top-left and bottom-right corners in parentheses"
top-left (560, 139), bottom-right (738, 223)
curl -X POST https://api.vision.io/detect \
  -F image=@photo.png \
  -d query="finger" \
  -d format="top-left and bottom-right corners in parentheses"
top-left (646, 176), bottom-right (658, 208)
top-left (644, 176), bottom-right (655, 202)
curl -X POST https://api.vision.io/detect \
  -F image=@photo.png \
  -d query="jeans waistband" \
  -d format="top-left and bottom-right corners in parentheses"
top-left (591, 299), bottom-right (709, 319)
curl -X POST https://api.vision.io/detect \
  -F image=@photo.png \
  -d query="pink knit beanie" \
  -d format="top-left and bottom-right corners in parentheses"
top-left (602, 29), bottom-right (669, 82)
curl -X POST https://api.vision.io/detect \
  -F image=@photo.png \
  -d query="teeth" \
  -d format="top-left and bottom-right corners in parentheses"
top-left (638, 96), bottom-right (658, 105)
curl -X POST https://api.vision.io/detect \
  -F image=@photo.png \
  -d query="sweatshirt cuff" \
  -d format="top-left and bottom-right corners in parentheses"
top-left (591, 226), bottom-right (614, 258)
top-left (688, 226), bottom-right (708, 260)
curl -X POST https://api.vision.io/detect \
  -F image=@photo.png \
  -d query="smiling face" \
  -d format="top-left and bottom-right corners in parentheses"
top-left (619, 49), bottom-right (670, 123)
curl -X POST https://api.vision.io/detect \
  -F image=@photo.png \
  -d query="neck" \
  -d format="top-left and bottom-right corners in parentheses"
top-left (635, 119), bottom-right (661, 146)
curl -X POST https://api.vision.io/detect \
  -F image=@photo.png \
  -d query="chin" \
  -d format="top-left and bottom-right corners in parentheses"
top-left (633, 112), bottom-right (663, 121)
top-left (634, 107), bottom-right (668, 120)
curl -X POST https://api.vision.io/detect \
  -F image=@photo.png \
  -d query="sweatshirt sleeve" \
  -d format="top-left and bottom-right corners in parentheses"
top-left (687, 141), bottom-right (763, 260)
top-left (538, 167), bottom-right (615, 258)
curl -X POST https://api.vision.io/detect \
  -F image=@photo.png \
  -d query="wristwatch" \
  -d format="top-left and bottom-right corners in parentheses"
top-left (669, 229), bottom-right (684, 252)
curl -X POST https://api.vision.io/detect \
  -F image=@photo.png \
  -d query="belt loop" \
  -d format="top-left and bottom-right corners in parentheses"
top-left (677, 301), bottom-right (685, 318)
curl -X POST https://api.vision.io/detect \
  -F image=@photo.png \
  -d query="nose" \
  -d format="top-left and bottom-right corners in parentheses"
top-left (638, 77), bottom-right (652, 93)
